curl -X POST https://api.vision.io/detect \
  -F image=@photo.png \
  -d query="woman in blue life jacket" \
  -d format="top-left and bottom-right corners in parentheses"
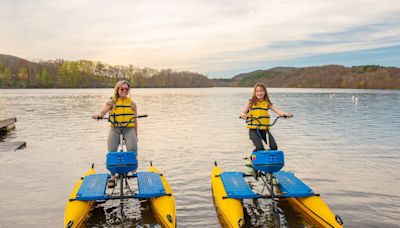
top-left (92, 80), bottom-right (138, 187)
top-left (240, 83), bottom-right (293, 151)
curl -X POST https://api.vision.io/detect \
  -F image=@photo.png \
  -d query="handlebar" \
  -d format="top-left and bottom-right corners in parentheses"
top-left (96, 114), bottom-right (148, 120)
top-left (94, 114), bottom-right (148, 128)
top-left (240, 115), bottom-right (292, 128)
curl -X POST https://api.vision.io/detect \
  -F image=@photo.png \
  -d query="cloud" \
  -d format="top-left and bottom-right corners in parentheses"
top-left (1, 0), bottom-right (399, 77)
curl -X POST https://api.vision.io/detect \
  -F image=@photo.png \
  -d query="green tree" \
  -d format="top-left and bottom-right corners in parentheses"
top-left (33, 73), bottom-right (41, 87)
top-left (17, 67), bottom-right (28, 87)
top-left (41, 68), bottom-right (50, 87)
top-left (3, 67), bottom-right (12, 87)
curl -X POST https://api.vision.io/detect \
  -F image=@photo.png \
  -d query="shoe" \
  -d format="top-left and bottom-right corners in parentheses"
top-left (252, 169), bottom-right (259, 181)
top-left (245, 157), bottom-right (254, 175)
top-left (107, 178), bottom-right (115, 188)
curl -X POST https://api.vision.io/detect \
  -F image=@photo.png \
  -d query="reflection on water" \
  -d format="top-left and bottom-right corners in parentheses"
top-left (0, 88), bottom-right (399, 227)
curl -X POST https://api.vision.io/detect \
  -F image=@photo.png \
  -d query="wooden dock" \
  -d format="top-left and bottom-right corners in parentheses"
top-left (0, 117), bottom-right (17, 131)
top-left (0, 142), bottom-right (27, 152)
top-left (0, 117), bottom-right (26, 151)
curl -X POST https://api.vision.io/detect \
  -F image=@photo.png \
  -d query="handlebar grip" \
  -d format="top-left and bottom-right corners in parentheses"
top-left (281, 114), bottom-right (293, 118)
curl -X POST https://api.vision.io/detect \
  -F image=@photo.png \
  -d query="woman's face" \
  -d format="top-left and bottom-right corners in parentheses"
top-left (118, 83), bottom-right (130, 98)
top-left (255, 86), bottom-right (265, 100)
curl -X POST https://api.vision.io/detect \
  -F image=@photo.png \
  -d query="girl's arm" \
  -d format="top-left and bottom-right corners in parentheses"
top-left (269, 104), bottom-right (293, 117)
top-left (92, 101), bottom-right (113, 119)
top-left (131, 101), bottom-right (138, 136)
top-left (240, 101), bottom-right (251, 119)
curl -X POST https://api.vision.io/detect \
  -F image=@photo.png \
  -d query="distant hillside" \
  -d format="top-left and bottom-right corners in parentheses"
top-left (213, 65), bottom-right (400, 89)
top-left (2, 53), bottom-right (399, 89)
top-left (0, 54), bottom-right (212, 88)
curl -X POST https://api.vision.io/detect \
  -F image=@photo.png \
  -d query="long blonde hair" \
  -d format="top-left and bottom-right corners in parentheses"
top-left (112, 80), bottom-right (131, 104)
top-left (250, 83), bottom-right (272, 107)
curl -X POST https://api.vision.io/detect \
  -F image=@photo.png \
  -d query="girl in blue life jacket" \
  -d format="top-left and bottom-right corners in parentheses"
top-left (92, 80), bottom-right (138, 187)
top-left (240, 83), bottom-right (293, 151)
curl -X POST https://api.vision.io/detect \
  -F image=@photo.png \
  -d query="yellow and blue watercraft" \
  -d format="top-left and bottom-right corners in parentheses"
top-left (64, 115), bottom-right (176, 228)
top-left (212, 152), bottom-right (343, 228)
top-left (212, 116), bottom-right (343, 227)
top-left (64, 153), bottom-right (176, 228)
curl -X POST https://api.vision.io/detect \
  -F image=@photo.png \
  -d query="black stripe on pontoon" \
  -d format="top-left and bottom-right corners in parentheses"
top-left (293, 198), bottom-right (335, 228)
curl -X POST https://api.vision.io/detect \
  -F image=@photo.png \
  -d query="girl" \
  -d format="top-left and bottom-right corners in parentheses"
top-left (92, 80), bottom-right (138, 187)
top-left (240, 83), bottom-right (292, 151)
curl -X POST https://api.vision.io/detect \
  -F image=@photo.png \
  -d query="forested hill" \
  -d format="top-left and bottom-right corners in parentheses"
top-left (0, 54), bottom-right (212, 88)
top-left (1, 54), bottom-right (399, 89)
top-left (212, 65), bottom-right (400, 89)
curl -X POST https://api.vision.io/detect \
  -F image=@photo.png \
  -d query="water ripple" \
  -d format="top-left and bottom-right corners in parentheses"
top-left (0, 88), bottom-right (399, 227)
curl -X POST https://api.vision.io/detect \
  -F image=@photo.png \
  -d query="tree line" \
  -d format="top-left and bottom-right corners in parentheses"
top-left (0, 54), bottom-right (212, 88)
top-left (1, 54), bottom-right (399, 89)
top-left (213, 65), bottom-right (400, 89)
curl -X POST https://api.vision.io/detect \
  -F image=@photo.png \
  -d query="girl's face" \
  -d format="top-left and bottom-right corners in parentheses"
top-left (118, 84), bottom-right (130, 98)
top-left (255, 86), bottom-right (265, 100)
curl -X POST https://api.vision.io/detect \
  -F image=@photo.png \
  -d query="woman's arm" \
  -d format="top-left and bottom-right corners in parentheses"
top-left (269, 104), bottom-right (293, 117)
top-left (92, 101), bottom-right (113, 119)
top-left (240, 101), bottom-right (251, 119)
top-left (131, 101), bottom-right (138, 136)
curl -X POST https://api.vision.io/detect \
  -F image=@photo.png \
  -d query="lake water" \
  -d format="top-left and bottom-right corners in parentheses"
top-left (0, 88), bottom-right (399, 228)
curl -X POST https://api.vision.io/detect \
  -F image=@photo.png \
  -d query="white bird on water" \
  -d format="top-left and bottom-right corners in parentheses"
top-left (352, 95), bottom-right (359, 104)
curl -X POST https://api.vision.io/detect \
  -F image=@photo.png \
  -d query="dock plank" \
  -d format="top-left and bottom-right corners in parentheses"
top-left (0, 117), bottom-right (17, 130)
top-left (0, 142), bottom-right (26, 152)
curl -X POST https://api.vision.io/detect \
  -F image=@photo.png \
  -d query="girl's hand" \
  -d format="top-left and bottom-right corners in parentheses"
top-left (281, 112), bottom-right (293, 118)
top-left (240, 114), bottom-right (247, 120)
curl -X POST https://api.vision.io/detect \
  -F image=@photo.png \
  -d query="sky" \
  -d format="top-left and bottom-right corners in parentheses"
top-left (1, 0), bottom-right (400, 78)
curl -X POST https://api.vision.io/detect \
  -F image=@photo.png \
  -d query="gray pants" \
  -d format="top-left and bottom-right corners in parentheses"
top-left (107, 127), bottom-right (138, 152)
top-left (249, 129), bottom-right (277, 151)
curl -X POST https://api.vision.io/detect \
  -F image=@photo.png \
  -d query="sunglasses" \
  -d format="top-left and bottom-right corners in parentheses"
top-left (119, 87), bottom-right (130, 91)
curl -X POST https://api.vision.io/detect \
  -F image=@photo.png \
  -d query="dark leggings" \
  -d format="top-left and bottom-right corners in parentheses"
top-left (249, 129), bottom-right (278, 151)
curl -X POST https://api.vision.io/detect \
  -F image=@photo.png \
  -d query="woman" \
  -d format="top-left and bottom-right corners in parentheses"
top-left (92, 80), bottom-right (138, 187)
top-left (240, 83), bottom-right (292, 151)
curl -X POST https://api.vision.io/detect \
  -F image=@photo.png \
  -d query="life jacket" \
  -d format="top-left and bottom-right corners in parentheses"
top-left (109, 97), bottom-right (135, 127)
top-left (246, 100), bottom-right (270, 130)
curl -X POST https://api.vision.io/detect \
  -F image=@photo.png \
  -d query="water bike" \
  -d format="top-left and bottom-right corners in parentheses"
top-left (211, 116), bottom-right (343, 228)
top-left (64, 114), bottom-right (176, 228)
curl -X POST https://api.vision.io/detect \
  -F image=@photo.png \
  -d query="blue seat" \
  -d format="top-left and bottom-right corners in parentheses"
top-left (274, 171), bottom-right (314, 197)
top-left (136, 172), bottom-right (167, 198)
top-left (106, 151), bottom-right (138, 174)
top-left (220, 172), bottom-right (261, 199)
top-left (75, 174), bottom-right (109, 201)
top-left (251, 150), bottom-right (284, 173)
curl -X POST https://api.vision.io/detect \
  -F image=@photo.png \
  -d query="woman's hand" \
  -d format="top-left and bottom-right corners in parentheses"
top-left (92, 113), bottom-right (102, 120)
top-left (240, 113), bottom-right (247, 120)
